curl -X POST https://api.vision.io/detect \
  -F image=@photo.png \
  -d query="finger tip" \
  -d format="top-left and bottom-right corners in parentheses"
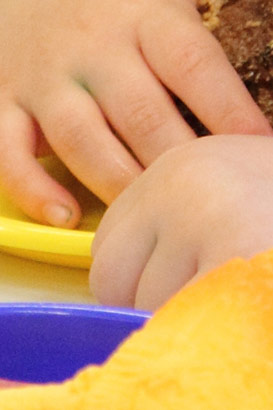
top-left (42, 201), bottom-right (81, 229)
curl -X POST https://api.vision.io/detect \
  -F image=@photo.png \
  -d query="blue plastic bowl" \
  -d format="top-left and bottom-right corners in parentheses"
top-left (0, 304), bottom-right (151, 384)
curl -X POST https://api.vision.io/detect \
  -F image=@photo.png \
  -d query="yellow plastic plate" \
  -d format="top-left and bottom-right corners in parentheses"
top-left (0, 157), bottom-right (106, 269)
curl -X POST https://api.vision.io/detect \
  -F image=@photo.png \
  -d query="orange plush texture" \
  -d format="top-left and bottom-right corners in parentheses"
top-left (1, 249), bottom-right (273, 409)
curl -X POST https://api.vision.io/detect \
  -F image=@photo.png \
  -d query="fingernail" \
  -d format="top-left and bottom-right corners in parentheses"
top-left (43, 204), bottom-right (72, 227)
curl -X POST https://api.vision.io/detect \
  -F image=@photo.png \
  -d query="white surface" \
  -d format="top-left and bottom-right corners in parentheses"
top-left (0, 251), bottom-right (97, 304)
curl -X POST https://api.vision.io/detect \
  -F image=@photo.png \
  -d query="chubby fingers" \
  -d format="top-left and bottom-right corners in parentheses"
top-left (0, 77), bottom-right (143, 227)
top-left (138, 1), bottom-right (273, 136)
top-left (90, 180), bottom-right (198, 310)
top-left (90, 207), bottom-right (198, 311)
top-left (31, 79), bottom-right (143, 206)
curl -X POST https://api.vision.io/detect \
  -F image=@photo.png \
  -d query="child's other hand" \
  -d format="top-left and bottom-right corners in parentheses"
top-left (90, 135), bottom-right (273, 310)
top-left (0, 0), bottom-right (272, 228)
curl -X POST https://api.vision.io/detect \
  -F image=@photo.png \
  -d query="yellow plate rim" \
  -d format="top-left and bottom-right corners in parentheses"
top-left (0, 216), bottom-right (94, 257)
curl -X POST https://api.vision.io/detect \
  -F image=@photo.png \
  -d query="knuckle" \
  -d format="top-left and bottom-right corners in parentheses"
top-left (222, 110), bottom-right (269, 135)
top-left (217, 103), bottom-right (241, 127)
top-left (123, 96), bottom-right (166, 139)
top-left (173, 39), bottom-right (211, 78)
top-left (49, 105), bottom-right (89, 153)
top-left (217, 103), bottom-right (256, 134)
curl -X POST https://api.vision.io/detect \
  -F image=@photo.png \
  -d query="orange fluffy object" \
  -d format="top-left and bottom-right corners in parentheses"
top-left (1, 249), bottom-right (273, 409)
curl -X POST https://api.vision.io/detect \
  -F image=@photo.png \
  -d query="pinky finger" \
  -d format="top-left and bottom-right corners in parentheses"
top-left (0, 103), bottom-right (81, 228)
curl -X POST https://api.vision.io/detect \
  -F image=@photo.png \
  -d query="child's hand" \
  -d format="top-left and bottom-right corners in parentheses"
top-left (90, 134), bottom-right (273, 310)
top-left (0, 0), bottom-right (272, 228)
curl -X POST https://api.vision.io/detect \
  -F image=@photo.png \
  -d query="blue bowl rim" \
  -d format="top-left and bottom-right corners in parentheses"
top-left (0, 302), bottom-right (152, 322)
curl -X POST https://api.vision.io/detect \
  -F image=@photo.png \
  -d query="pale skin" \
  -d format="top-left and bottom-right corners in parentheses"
top-left (90, 135), bottom-right (273, 311)
top-left (0, 0), bottom-right (272, 228)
